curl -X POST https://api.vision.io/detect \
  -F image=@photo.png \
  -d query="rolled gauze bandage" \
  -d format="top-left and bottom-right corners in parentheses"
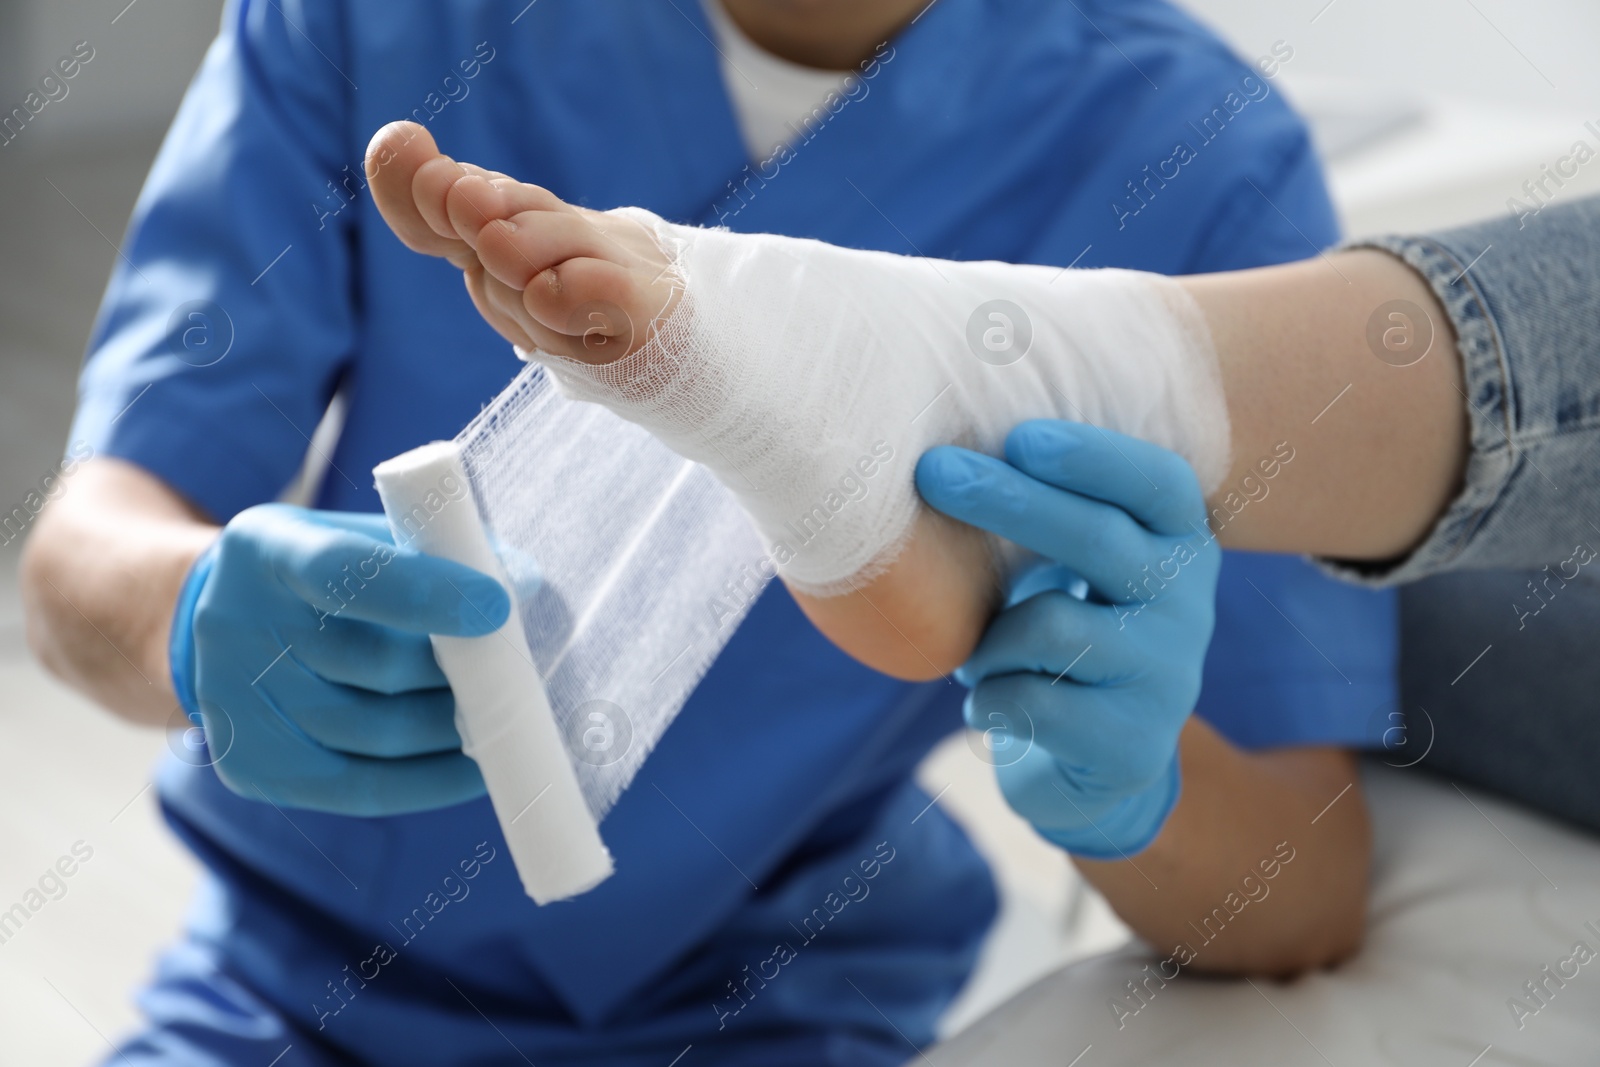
top-left (374, 441), bottom-right (613, 904)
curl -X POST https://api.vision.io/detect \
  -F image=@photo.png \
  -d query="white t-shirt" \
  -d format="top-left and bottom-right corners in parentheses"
top-left (701, 0), bottom-right (853, 163)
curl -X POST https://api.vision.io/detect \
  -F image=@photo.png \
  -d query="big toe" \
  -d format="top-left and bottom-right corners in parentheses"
top-left (365, 121), bottom-right (466, 259)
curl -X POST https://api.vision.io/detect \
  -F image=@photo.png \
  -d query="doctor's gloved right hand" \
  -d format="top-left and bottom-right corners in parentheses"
top-left (169, 503), bottom-right (511, 816)
top-left (917, 421), bottom-right (1221, 859)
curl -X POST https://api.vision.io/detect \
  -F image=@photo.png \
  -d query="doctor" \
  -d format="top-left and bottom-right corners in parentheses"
top-left (22, 0), bottom-right (1394, 1063)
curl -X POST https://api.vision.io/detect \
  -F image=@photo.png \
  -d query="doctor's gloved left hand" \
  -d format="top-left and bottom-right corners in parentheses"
top-left (917, 420), bottom-right (1221, 859)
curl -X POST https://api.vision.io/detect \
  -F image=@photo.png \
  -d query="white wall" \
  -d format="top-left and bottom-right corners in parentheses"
top-left (1178, 0), bottom-right (1600, 235)
top-left (1177, 0), bottom-right (1600, 111)
top-left (0, 0), bottom-right (222, 144)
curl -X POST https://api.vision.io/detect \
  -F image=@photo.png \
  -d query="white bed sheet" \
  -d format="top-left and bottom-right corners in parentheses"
top-left (927, 762), bottom-right (1600, 1066)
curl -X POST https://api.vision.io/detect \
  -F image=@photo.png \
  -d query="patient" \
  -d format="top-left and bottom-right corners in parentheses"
top-left (368, 121), bottom-right (1394, 976)
top-left (367, 121), bottom-right (1450, 680)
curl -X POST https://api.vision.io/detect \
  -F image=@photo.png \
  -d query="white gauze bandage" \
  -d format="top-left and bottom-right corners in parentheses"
top-left (533, 209), bottom-right (1231, 595)
top-left (373, 383), bottom-right (768, 905)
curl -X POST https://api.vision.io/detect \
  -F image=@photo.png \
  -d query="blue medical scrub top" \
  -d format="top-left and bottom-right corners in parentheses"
top-left (72, 1), bottom-right (1396, 1064)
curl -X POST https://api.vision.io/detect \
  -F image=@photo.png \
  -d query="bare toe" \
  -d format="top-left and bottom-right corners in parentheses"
top-left (474, 212), bottom-right (617, 289)
top-left (444, 174), bottom-right (571, 248)
top-left (412, 155), bottom-right (471, 247)
top-left (521, 257), bottom-right (649, 364)
top-left (462, 263), bottom-right (538, 350)
top-left (365, 122), bottom-right (468, 260)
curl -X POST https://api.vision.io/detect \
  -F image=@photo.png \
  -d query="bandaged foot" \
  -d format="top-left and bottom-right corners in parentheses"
top-left (367, 122), bottom-right (1230, 678)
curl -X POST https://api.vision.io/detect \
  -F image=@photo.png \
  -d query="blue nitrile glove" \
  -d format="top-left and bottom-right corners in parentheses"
top-left (168, 504), bottom-right (512, 816)
top-left (916, 420), bottom-right (1221, 859)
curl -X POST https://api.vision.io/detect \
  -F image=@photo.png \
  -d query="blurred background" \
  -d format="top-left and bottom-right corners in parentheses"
top-left (3, 0), bottom-right (1599, 1061)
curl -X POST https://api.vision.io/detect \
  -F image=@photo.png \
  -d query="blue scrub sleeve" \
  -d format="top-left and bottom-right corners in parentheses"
top-left (70, 0), bottom-right (356, 522)
top-left (1188, 119), bottom-right (1340, 273)
top-left (1195, 552), bottom-right (1399, 751)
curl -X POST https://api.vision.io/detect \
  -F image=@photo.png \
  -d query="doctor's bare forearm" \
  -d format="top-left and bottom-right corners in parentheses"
top-left (1184, 248), bottom-right (1468, 563)
top-left (20, 458), bottom-right (216, 726)
top-left (1073, 720), bottom-right (1370, 977)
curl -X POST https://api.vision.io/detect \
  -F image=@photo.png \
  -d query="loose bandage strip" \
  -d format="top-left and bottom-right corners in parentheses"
top-left (536, 209), bottom-right (1231, 595)
top-left (374, 375), bottom-right (769, 904)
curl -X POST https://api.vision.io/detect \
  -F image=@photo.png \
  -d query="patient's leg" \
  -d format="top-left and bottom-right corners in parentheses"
top-left (367, 122), bottom-right (1234, 679)
top-left (1185, 252), bottom-right (1466, 562)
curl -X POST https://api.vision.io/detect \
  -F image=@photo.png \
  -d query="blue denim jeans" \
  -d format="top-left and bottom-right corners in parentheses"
top-left (1344, 194), bottom-right (1600, 833)
top-left (1341, 193), bottom-right (1600, 584)
top-left (1397, 567), bottom-right (1600, 834)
